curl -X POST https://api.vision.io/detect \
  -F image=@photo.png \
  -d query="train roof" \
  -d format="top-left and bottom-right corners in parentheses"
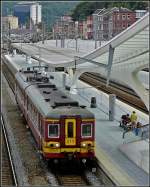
top-left (3, 54), bottom-right (45, 74)
top-left (15, 67), bottom-right (94, 119)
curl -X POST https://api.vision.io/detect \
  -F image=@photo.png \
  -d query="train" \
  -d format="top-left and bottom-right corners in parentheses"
top-left (2, 54), bottom-right (95, 162)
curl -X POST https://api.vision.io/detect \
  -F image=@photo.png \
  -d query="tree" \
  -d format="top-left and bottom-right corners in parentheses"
top-left (71, 1), bottom-right (148, 21)
top-left (71, 2), bottom-right (109, 21)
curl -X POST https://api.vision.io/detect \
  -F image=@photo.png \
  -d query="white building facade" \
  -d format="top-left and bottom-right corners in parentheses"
top-left (30, 3), bottom-right (42, 25)
top-left (14, 2), bottom-right (42, 28)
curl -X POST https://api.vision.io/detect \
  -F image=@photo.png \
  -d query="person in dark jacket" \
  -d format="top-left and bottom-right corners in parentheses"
top-left (120, 114), bottom-right (130, 127)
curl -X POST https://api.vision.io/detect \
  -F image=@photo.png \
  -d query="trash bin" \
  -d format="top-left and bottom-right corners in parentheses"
top-left (90, 97), bottom-right (97, 108)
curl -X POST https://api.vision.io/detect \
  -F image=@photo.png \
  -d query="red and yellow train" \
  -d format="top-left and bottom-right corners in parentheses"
top-left (14, 65), bottom-right (95, 162)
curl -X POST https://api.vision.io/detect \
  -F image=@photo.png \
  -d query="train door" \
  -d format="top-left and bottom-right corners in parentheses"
top-left (65, 119), bottom-right (76, 146)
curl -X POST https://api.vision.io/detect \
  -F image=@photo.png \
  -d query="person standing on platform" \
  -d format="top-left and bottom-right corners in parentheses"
top-left (130, 111), bottom-right (138, 135)
top-left (130, 111), bottom-right (137, 123)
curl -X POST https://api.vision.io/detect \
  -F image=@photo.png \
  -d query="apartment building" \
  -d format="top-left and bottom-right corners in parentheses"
top-left (93, 7), bottom-right (136, 41)
top-left (135, 10), bottom-right (147, 20)
top-left (2, 15), bottom-right (18, 32)
top-left (86, 15), bottom-right (93, 39)
top-left (53, 15), bottom-right (75, 39)
top-left (14, 2), bottom-right (42, 29)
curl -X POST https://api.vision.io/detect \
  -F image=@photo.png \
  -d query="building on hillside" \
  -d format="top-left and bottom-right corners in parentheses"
top-left (74, 21), bottom-right (84, 38)
top-left (14, 2), bottom-right (41, 29)
top-left (135, 10), bottom-right (147, 20)
top-left (76, 16), bottom-right (93, 40)
top-left (86, 15), bottom-right (93, 39)
top-left (74, 21), bottom-right (83, 39)
top-left (82, 20), bottom-right (87, 39)
top-left (75, 21), bottom-right (79, 36)
top-left (78, 21), bottom-right (83, 38)
top-left (53, 15), bottom-right (75, 39)
top-left (2, 16), bottom-right (18, 32)
top-left (93, 7), bottom-right (136, 41)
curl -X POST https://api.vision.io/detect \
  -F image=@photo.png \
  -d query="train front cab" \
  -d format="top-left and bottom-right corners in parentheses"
top-left (42, 117), bottom-right (95, 162)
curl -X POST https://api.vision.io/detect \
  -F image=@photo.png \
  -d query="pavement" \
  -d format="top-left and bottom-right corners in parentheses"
top-left (37, 39), bottom-right (106, 53)
top-left (119, 139), bottom-right (149, 173)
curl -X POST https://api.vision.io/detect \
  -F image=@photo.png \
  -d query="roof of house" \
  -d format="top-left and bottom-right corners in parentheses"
top-left (93, 7), bottom-right (133, 16)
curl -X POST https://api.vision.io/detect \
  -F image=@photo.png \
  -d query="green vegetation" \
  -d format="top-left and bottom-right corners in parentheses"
top-left (71, 1), bottom-right (148, 21)
top-left (41, 2), bottom-right (78, 31)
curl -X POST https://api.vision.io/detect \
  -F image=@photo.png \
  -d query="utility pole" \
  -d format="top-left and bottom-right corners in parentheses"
top-left (94, 30), bottom-right (97, 49)
top-left (99, 39), bottom-right (101, 47)
top-left (75, 37), bottom-right (78, 52)
top-left (8, 22), bottom-right (11, 52)
top-left (42, 22), bottom-right (45, 44)
top-left (35, 25), bottom-right (38, 42)
top-left (21, 32), bottom-right (23, 50)
top-left (61, 17), bottom-right (65, 48)
top-left (38, 46), bottom-right (41, 68)
top-left (56, 34), bottom-right (58, 47)
top-left (94, 15), bottom-right (97, 49)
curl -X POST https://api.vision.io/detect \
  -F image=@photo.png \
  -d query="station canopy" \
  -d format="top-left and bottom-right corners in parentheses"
top-left (12, 13), bottom-right (149, 69)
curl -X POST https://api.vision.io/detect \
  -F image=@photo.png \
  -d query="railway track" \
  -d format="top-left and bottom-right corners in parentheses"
top-left (49, 161), bottom-right (93, 186)
top-left (1, 115), bottom-right (18, 186)
top-left (80, 72), bottom-right (148, 113)
top-left (57, 175), bottom-right (87, 186)
top-left (2, 61), bottom-right (16, 94)
top-left (50, 160), bottom-right (114, 186)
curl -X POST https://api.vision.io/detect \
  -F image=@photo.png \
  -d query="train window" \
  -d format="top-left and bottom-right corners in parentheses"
top-left (68, 122), bottom-right (73, 138)
top-left (81, 124), bottom-right (92, 137)
top-left (48, 124), bottom-right (59, 138)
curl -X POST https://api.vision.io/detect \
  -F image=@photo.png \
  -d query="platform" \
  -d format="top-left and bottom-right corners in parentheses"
top-left (3, 54), bottom-right (149, 186)
top-left (49, 71), bottom-right (149, 186)
top-left (119, 139), bottom-right (149, 173)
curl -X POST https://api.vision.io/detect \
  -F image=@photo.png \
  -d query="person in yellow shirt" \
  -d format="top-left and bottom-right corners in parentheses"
top-left (130, 111), bottom-right (137, 123)
top-left (130, 111), bottom-right (139, 135)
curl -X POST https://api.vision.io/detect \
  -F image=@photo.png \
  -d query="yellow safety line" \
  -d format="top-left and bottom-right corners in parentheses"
top-left (96, 145), bottom-right (138, 186)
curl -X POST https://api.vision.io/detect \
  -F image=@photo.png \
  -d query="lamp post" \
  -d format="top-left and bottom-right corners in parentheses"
top-left (42, 22), bottom-right (45, 44)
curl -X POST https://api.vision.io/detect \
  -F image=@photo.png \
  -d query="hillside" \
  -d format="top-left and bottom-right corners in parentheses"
top-left (2, 1), bottom-right (79, 31)
top-left (71, 1), bottom-right (148, 21)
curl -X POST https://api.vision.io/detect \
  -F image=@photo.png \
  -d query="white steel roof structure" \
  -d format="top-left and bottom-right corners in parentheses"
top-left (69, 13), bottom-right (149, 111)
top-left (12, 13), bottom-right (149, 110)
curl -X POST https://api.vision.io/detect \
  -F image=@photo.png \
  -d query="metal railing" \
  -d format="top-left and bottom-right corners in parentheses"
top-left (122, 123), bottom-right (149, 140)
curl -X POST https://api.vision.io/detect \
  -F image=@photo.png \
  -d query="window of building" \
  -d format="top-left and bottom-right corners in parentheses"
top-left (127, 23), bottom-right (131, 27)
top-left (122, 24), bottom-right (126, 29)
top-left (81, 124), bottom-right (92, 137)
top-left (117, 14), bottom-right (120, 20)
top-left (122, 14), bottom-right (126, 20)
top-left (48, 124), bottom-right (59, 138)
top-left (98, 25), bottom-right (101, 30)
top-left (127, 14), bottom-right (130, 20)
top-left (98, 16), bottom-right (102, 21)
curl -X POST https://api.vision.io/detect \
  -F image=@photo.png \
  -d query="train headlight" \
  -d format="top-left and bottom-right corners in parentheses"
top-left (82, 143), bottom-right (86, 147)
top-left (55, 143), bottom-right (60, 147)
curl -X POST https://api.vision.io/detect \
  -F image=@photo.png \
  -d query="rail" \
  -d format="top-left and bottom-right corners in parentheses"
top-left (1, 114), bottom-right (18, 186)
